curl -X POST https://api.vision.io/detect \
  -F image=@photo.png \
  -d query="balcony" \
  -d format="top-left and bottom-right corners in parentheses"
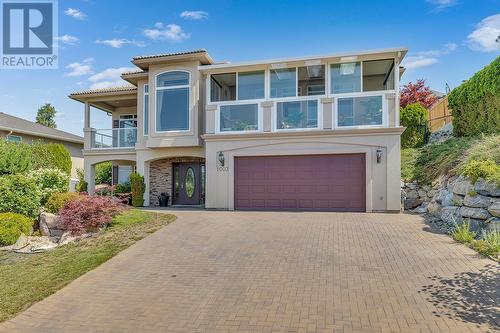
top-left (91, 128), bottom-right (137, 149)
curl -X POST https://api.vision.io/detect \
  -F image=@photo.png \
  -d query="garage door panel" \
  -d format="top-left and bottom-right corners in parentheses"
top-left (235, 154), bottom-right (365, 212)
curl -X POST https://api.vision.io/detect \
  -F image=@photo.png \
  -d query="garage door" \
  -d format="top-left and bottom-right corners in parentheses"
top-left (234, 154), bottom-right (365, 212)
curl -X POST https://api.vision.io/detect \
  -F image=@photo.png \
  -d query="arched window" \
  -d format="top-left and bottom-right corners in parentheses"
top-left (156, 71), bottom-right (190, 131)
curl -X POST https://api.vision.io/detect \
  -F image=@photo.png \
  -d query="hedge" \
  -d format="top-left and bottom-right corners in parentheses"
top-left (448, 56), bottom-right (500, 137)
top-left (0, 174), bottom-right (41, 218)
top-left (0, 140), bottom-right (32, 175)
top-left (130, 172), bottom-right (145, 207)
top-left (31, 142), bottom-right (72, 175)
top-left (400, 103), bottom-right (428, 148)
top-left (0, 212), bottom-right (34, 246)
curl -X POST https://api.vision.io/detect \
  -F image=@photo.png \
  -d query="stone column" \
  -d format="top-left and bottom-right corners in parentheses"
top-left (321, 97), bottom-right (334, 130)
top-left (261, 101), bottom-right (274, 132)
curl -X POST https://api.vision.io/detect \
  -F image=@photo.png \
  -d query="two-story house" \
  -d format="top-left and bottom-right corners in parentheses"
top-left (70, 48), bottom-right (407, 212)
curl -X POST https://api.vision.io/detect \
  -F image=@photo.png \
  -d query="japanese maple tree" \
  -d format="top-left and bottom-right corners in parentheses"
top-left (400, 79), bottom-right (438, 109)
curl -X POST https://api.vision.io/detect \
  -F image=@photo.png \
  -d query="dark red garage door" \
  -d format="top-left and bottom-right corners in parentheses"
top-left (234, 154), bottom-right (365, 212)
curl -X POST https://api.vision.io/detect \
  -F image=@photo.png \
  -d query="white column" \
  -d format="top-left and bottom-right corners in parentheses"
top-left (84, 159), bottom-right (96, 195)
top-left (84, 102), bottom-right (90, 128)
top-left (394, 57), bottom-right (400, 126)
top-left (136, 159), bottom-right (150, 206)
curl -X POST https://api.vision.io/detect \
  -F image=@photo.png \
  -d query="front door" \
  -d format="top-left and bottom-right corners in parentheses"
top-left (172, 163), bottom-right (202, 205)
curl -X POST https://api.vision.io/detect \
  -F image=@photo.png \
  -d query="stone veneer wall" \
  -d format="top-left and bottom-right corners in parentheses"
top-left (149, 157), bottom-right (204, 206)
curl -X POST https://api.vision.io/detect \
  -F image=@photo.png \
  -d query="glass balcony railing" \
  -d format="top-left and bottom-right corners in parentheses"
top-left (91, 128), bottom-right (137, 149)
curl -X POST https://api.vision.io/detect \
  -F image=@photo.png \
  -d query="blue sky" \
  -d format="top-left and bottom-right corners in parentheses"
top-left (0, 0), bottom-right (499, 136)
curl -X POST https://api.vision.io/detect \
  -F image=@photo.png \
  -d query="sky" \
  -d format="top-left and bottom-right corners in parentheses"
top-left (0, 0), bottom-right (499, 136)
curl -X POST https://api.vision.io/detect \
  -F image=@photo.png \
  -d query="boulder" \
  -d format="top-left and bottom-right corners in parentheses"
top-left (459, 206), bottom-right (491, 220)
top-left (485, 217), bottom-right (500, 232)
top-left (452, 194), bottom-right (464, 206)
top-left (406, 183), bottom-right (417, 190)
top-left (427, 189), bottom-right (436, 198)
top-left (475, 178), bottom-right (500, 197)
top-left (435, 189), bottom-right (454, 206)
top-left (38, 212), bottom-right (58, 237)
top-left (463, 194), bottom-right (493, 208)
top-left (440, 206), bottom-right (461, 225)
top-left (414, 202), bottom-right (429, 214)
top-left (59, 232), bottom-right (93, 246)
top-left (427, 201), bottom-right (442, 217)
top-left (452, 177), bottom-right (474, 196)
top-left (405, 198), bottom-right (423, 210)
top-left (488, 201), bottom-right (500, 218)
top-left (405, 190), bottom-right (419, 199)
top-left (418, 189), bottom-right (428, 198)
top-left (11, 234), bottom-right (29, 250)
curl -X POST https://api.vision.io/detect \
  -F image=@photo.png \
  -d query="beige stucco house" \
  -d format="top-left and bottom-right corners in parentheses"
top-left (70, 48), bottom-right (407, 212)
top-left (0, 112), bottom-right (84, 181)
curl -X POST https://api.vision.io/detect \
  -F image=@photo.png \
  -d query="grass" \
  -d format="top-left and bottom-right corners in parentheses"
top-left (452, 221), bottom-right (500, 260)
top-left (401, 134), bottom-right (500, 184)
top-left (0, 209), bottom-right (175, 323)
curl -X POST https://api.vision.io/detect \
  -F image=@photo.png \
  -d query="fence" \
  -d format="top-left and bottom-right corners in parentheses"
top-left (428, 95), bottom-right (453, 132)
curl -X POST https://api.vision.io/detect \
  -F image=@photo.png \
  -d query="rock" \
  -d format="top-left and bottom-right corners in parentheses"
top-left (427, 201), bottom-right (442, 217)
top-left (405, 198), bottom-right (423, 210)
top-left (488, 201), bottom-right (500, 218)
top-left (452, 178), bottom-right (474, 196)
top-left (475, 178), bottom-right (500, 197)
top-left (406, 183), bottom-right (417, 190)
top-left (460, 206), bottom-right (491, 220)
top-left (405, 190), bottom-right (419, 199)
top-left (468, 219), bottom-right (487, 233)
top-left (440, 206), bottom-right (461, 225)
top-left (414, 202), bottom-right (429, 214)
top-left (422, 185), bottom-right (431, 192)
top-left (30, 237), bottom-right (58, 253)
top-left (452, 194), bottom-right (464, 206)
top-left (485, 217), bottom-right (500, 232)
top-left (427, 189), bottom-right (436, 198)
top-left (463, 194), bottom-right (493, 208)
top-left (58, 232), bottom-right (93, 246)
top-left (11, 234), bottom-right (29, 250)
top-left (435, 189), bottom-right (454, 206)
top-left (38, 212), bottom-right (58, 237)
top-left (417, 189), bottom-right (427, 198)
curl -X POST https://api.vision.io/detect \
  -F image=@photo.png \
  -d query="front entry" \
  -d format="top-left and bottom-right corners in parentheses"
top-left (172, 162), bottom-right (204, 205)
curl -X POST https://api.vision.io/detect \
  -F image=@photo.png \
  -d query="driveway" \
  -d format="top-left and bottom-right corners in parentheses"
top-left (1, 211), bottom-right (498, 333)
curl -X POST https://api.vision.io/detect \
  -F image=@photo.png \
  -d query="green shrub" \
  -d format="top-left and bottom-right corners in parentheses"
top-left (452, 221), bottom-right (476, 244)
top-left (0, 174), bottom-right (41, 218)
top-left (31, 143), bottom-right (72, 175)
top-left (461, 159), bottom-right (500, 185)
top-left (75, 168), bottom-right (87, 193)
top-left (95, 162), bottom-right (112, 185)
top-left (115, 182), bottom-right (131, 193)
top-left (401, 148), bottom-right (419, 182)
top-left (30, 168), bottom-right (70, 205)
top-left (448, 56), bottom-right (500, 137)
top-left (480, 231), bottom-right (500, 258)
top-left (0, 212), bottom-right (34, 246)
top-left (0, 139), bottom-right (32, 175)
top-left (129, 172), bottom-right (145, 207)
top-left (400, 103), bottom-right (429, 148)
top-left (45, 192), bottom-right (80, 214)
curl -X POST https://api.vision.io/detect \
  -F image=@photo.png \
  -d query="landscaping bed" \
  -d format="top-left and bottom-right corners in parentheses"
top-left (0, 210), bottom-right (175, 322)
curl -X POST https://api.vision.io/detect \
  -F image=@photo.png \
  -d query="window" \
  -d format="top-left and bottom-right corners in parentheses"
top-left (270, 68), bottom-right (296, 98)
top-left (337, 96), bottom-right (383, 127)
top-left (330, 62), bottom-right (361, 94)
top-left (238, 71), bottom-right (264, 100)
top-left (6, 135), bottom-right (22, 142)
top-left (277, 100), bottom-right (318, 129)
top-left (118, 165), bottom-right (133, 184)
top-left (210, 73), bottom-right (236, 102)
top-left (362, 59), bottom-right (395, 91)
top-left (220, 104), bottom-right (258, 132)
top-left (156, 71), bottom-right (190, 131)
top-left (143, 84), bottom-right (149, 135)
top-left (298, 65), bottom-right (325, 96)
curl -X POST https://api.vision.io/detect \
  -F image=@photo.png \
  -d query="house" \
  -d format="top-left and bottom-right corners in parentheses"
top-left (0, 112), bottom-right (84, 181)
top-left (70, 48), bottom-right (407, 212)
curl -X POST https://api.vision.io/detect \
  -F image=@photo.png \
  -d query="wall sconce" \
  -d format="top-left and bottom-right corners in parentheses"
top-left (376, 148), bottom-right (383, 164)
top-left (217, 151), bottom-right (225, 167)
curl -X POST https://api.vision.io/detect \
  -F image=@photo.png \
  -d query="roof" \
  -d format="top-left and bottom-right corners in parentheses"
top-left (132, 49), bottom-right (214, 69)
top-left (199, 47), bottom-right (408, 71)
top-left (69, 85), bottom-right (137, 97)
top-left (0, 112), bottom-right (83, 144)
top-left (132, 49), bottom-right (209, 61)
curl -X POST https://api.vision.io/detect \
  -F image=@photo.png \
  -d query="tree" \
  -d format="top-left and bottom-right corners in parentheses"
top-left (36, 103), bottom-right (57, 128)
top-left (400, 80), bottom-right (438, 109)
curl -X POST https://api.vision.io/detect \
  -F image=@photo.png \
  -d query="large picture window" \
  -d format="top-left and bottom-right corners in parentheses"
top-left (330, 62), bottom-right (361, 94)
top-left (156, 71), bottom-right (190, 131)
top-left (362, 59), bottom-right (395, 91)
top-left (270, 68), bottom-right (296, 98)
top-left (337, 96), bottom-right (383, 127)
top-left (277, 100), bottom-right (318, 129)
top-left (219, 104), bottom-right (259, 132)
top-left (211, 71), bottom-right (264, 102)
top-left (271, 65), bottom-right (325, 98)
top-left (238, 71), bottom-right (264, 100)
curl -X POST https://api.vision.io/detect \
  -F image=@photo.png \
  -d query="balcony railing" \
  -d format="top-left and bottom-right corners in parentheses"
top-left (91, 128), bottom-right (137, 149)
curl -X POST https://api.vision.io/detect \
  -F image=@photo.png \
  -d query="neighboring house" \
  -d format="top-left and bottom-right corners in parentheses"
top-left (70, 48), bottom-right (407, 212)
top-left (0, 112), bottom-right (84, 181)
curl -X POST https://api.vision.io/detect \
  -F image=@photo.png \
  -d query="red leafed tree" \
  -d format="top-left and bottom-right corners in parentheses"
top-left (400, 79), bottom-right (438, 109)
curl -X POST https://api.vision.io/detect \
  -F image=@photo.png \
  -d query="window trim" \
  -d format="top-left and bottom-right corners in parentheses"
top-left (154, 70), bottom-right (191, 133)
top-left (333, 92), bottom-right (388, 130)
top-left (6, 134), bottom-right (22, 142)
top-left (143, 84), bottom-right (149, 136)
top-left (272, 96), bottom-right (323, 132)
top-left (215, 100), bottom-right (263, 134)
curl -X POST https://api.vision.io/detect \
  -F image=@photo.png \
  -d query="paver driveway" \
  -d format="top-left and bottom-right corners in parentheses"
top-left (1, 211), bottom-right (499, 333)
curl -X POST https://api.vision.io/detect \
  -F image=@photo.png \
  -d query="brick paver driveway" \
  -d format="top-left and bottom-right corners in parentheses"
top-left (1, 211), bottom-right (498, 333)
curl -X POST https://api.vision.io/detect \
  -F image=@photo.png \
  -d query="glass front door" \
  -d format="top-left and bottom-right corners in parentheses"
top-left (172, 162), bottom-right (204, 205)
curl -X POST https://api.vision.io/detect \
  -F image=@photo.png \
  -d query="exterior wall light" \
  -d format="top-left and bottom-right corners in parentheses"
top-left (217, 151), bottom-right (225, 167)
top-left (376, 148), bottom-right (383, 164)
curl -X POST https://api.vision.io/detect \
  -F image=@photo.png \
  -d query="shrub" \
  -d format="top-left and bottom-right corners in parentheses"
top-left (448, 56), bottom-right (500, 137)
top-left (130, 172), bottom-right (145, 207)
top-left (95, 162), bottom-right (112, 185)
top-left (31, 142), bottom-right (72, 175)
top-left (115, 182), bottom-right (131, 194)
top-left (0, 174), bottom-right (41, 218)
top-left (95, 185), bottom-right (113, 196)
top-left (75, 168), bottom-right (87, 193)
top-left (45, 192), bottom-right (80, 214)
top-left (452, 221), bottom-right (476, 244)
top-left (480, 231), bottom-right (500, 258)
top-left (0, 212), bottom-right (34, 246)
top-left (57, 196), bottom-right (125, 235)
top-left (0, 139), bottom-right (32, 175)
top-left (400, 103), bottom-right (428, 148)
top-left (461, 159), bottom-right (500, 185)
top-left (30, 168), bottom-right (70, 204)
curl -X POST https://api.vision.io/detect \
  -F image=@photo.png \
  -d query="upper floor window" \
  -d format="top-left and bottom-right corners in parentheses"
top-left (143, 84), bottom-right (149, 135)
top-left (156, 71), bottom-right (190, 132)
top-left (210, 70), bottom-right (264, 102)
top-left (271, 65), bottom-right (325, 98)
top-left (362, 59), bottom-right (394, 91)
top-left (331, 59), bottom-right (395, 94)
top-left (330, 62), bottom-right (361, 94)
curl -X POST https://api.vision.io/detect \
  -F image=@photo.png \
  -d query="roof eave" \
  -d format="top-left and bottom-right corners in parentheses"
top-left (0, 125), bottom-right (83, 144)
top-left (132, 52), bottom-right (214, 70)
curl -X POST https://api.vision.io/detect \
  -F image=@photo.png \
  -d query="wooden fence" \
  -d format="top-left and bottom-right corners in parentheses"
top-left (428, 95), bottom-right (453, 132)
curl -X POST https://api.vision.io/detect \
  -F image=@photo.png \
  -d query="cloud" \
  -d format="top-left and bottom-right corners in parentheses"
top-left (88, 67), bottom-right (136, 89)
top-left (466, 14), bottom-right (500, 52)
top-left (55, 34), bottom-right (79, 45)
top-left (143, 23), bottom-right (190, 42)
top-left (180, 11), bottom-right (208, 20)
top-left (426, 0), bottom-right (457, 9)
top-left (95, 38), bottom-right (145, 48)
top-left (64, 8), bottom-right (87, 20)
top-left (402, 43), bottom-right (458, 70)
top-left (66, 58), bottom-right (93, 77)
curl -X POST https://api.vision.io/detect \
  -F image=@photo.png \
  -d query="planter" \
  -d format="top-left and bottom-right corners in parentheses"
top-left (159, 193), bottom-right (169, 207)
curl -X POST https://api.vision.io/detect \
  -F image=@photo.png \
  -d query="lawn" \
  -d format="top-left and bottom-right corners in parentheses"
top-left (0, 209), bottom-right (175, 323)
